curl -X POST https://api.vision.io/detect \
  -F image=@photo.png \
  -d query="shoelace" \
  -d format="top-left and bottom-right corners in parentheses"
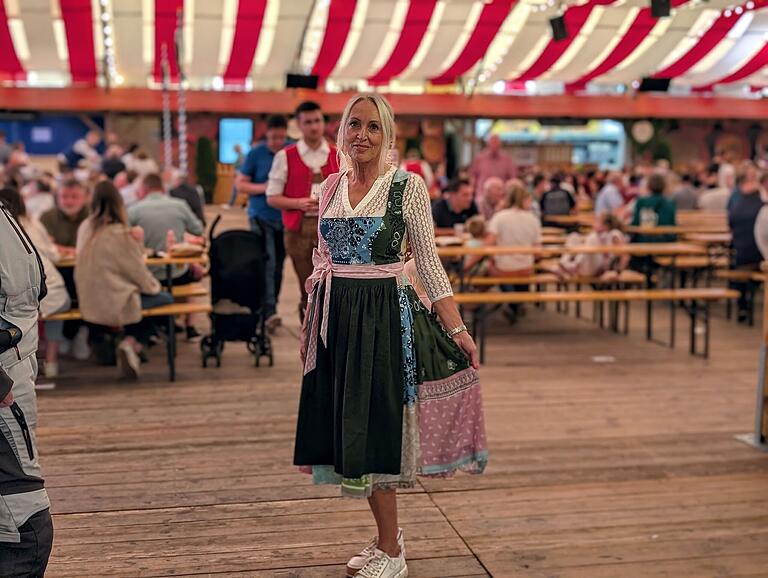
top-left (360, 536), bottom-right (377, 555)
top-left (357, 553), bottom-right (389, 577)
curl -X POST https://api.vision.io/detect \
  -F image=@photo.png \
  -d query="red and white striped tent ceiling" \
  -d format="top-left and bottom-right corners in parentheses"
top-left (2, 0), bottom-right (768, 96)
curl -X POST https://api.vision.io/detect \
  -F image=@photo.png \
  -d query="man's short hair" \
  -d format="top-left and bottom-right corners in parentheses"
top-left (444, 178), bottom-right (471, 195)
top-left (267, 115), bottom-right (288, 130)
top-left (648, 173), bottom-right (666, 195)
top-left (142, 173), bottom-right (164, 192)
top-left (61, 178), bottom-right (84, 190)
top-left (295, 101), bottom-right (322, 118)
top-left (533, 174), bottom-right (548, 188)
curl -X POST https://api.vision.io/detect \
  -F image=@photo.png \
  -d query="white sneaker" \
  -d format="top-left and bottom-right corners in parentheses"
top-left (354, 548), bottom-right (407, 578)
top-left (72, 327), bottom-right (91, 361)
top-left (116, 341), bottom-right (140, 380)
top-left (347, 529), bottom-right (405, 577)
top-left (44, 361), bottom-right (58, 378)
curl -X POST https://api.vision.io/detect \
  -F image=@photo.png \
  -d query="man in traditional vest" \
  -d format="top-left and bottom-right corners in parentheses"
top-left (267, 101), bottom-right (339, 322)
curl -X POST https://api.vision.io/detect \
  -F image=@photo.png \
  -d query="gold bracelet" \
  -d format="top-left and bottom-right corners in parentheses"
top-left (447, 324), bottom-right (468, 338)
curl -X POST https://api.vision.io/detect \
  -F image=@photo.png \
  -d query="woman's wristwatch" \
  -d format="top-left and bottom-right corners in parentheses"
top-left (447, 324), bottom-right (468, 338)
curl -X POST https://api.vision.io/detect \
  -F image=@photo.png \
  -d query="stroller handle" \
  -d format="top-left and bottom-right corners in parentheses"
top-left (209, 214), bottom-right (223, 244)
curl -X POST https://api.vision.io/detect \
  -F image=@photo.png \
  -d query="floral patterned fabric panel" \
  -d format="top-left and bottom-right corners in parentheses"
top-left (319, 217), bottom-right (384, 264)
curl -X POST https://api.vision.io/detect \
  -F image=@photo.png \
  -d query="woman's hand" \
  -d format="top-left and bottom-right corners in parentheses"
top-left (453, 331), bottom-right (479, 369)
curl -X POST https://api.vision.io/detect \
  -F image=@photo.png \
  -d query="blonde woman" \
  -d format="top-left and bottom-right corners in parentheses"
top-left (294, 94), bottom-right (488, 578)
top-left (487, 182), bottom-right (542, 278)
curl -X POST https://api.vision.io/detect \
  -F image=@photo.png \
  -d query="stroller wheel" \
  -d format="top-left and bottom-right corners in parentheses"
top-left (201, 336), bottom-right (213, 368)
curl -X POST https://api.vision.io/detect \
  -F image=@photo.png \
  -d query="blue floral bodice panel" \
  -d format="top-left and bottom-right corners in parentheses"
top-left (320, 217), bottom-right (385, 264)
top-left (319, 169), bottom-right (408, 266)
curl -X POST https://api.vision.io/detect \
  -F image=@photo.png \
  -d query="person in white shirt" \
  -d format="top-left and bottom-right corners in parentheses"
top-left (594, 172), bottom-right (625, 215)
top-left (487, 182), bottom-right (542, 323)
top-left (487, 182), bottom-right (542, 276)
top-left (266, 101), bottom-right (339, 321)
top-left (114, 169), bottom-right (140, 208)
top-left (698, 163), bottom-right (735, 212)
top-left (131, 150), bottom-right (160, 178)
top-left (58, 129), bottom-right (102, 171)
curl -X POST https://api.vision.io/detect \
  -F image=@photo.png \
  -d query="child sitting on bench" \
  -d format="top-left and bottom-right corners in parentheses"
top-left (556, 211), bottom-right (629, 280)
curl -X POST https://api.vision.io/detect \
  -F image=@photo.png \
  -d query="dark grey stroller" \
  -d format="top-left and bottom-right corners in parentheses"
top-left (200, 215), bottom-right (273, 367)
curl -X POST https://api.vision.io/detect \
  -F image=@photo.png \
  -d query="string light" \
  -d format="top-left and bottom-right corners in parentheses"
top-left (98, 0), bottom-right (119, 86)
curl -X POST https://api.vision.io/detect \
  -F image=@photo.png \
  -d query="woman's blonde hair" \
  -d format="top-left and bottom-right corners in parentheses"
top-left (505, 182), bottom-right (530, 209)
top-left (336, 93), bottom-right (396, 173)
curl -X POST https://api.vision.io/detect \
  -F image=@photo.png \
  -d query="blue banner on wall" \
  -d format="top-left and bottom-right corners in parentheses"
top-left (0, 115), bottom-right (104, 155)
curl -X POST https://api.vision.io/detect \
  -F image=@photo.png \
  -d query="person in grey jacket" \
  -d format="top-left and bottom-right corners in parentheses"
top-left (0, 198), bottom-right (54, 577)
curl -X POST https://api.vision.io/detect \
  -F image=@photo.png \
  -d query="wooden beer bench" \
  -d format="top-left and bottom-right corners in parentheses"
top-left (43, 301), bottom-right (212, 381)
top-left (455, 287), bottom-right (738, 363)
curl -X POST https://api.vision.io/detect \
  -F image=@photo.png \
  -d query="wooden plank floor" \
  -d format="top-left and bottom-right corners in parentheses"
top-left (37, 208), bottom-right (768, 577)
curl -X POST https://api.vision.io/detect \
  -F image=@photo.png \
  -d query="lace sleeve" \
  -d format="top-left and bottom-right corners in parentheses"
top-left (403, 173), bottom-right (453, 303)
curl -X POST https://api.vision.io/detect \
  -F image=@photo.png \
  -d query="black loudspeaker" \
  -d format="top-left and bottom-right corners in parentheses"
top-left (638, 77), bottom-right (671, 92)
top-left (286, 73), bottom-right (319, 90)
top-left (549, 15), bottom-right (568, 41)
top-left (651, 0), bottom-right (671, 18)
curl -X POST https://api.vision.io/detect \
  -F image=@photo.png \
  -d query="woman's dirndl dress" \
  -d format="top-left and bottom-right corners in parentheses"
top-left (294, 167), bottom-right (488, 498)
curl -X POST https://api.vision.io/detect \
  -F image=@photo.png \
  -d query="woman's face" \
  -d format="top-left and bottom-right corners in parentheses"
top-left (344, 99), bottom-right (383, 166)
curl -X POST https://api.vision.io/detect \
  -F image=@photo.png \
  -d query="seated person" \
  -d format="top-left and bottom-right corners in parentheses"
top-left (477, 177), bottom-right (504, 221)
top-left (128, 173), bottom-right (204, 340)
top-left (40, 177), bottom-right (90, 259)
top-left (557, 212), bottom-right (629, 280)
top-left (21, 178), bottom-right (55, 219)
top-left (114, 169), bottom-right (140, 208)
top-left (168, 169), bottom-right (206, 226)
top-left (595, 172), bottom-right (625, 216)
top-left (486, 183), bottom-right (542, 278)
top-left (0, 188), bottom-right (71, 378)
top-left (540, 173), bottom-right (576, 224)
top-left (464, 215), bottom-right (488, 274)
top-left (75, 180), bottom-right (173, 379)
top-left (631, 173), bottom-right (676, 243)
top-left (40, 177), bottom-right (91, 359)
top-left (432, 178), bottom-right (478, 235)
top-left (671, 173), bottom-right (698, 211)
top-left (699, 163), bottom-right (734, 212)
top-left (101, 144), bottom-right (126, 180)
top-left (729, 171), bottom-right (764, 323)
top-left (58, 130), bottom-right (102, 171)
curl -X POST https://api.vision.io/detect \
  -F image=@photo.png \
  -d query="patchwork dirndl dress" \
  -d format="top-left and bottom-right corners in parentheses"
top-left (293, 167), bottom-right (488, 498)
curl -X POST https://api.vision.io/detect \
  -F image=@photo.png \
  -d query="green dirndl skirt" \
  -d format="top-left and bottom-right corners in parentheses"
top-left (294, 272), bottom-right (488, 499)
